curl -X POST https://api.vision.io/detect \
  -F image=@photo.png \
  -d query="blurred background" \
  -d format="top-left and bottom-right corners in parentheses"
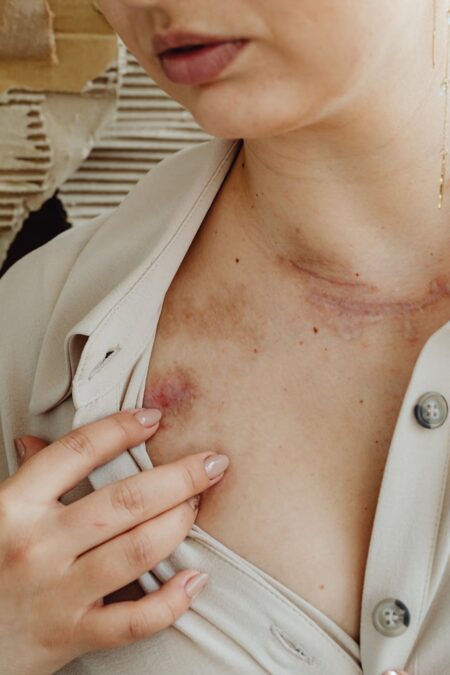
top-left (0, 0), bottom-right (210, 276)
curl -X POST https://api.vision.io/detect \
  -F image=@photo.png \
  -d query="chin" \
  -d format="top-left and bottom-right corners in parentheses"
top-left (180, 74), bottom-right (338, 139)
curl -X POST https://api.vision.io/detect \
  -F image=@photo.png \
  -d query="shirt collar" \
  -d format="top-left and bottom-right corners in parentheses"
top-left (29, 137), bottom-right (243, 415)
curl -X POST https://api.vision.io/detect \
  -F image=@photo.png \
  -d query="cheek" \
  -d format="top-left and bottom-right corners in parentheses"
top-left (266, 0), bottom-right (377, 111)
top-left (274, 5), bottom-right (369, 95)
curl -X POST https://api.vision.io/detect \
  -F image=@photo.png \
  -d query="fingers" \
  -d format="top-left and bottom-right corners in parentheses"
top-left (69, 498), bottom-right (200, 604)
top-left (53, 451), bottom-right (229, 558)
top-left (10, 409), bottom-right (162, 502)
top-left (77, 568), bottom-right (209, 652)
top-left (14, 436), bottom-right (49, 465)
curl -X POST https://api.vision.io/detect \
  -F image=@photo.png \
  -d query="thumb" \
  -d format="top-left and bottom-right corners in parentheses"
top-left (14, 435), bottom-right (50, 465)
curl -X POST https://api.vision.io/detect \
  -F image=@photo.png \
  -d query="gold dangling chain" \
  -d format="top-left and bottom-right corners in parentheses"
top-left (438, 2), bottom-right (450, 208)
top-left (433, 0), bottom-right (438, 67)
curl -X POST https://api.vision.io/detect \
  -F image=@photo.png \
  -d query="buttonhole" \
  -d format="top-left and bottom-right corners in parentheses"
top-left (270, 624), bottom-right (314, 664)
top-left (87, 345), bottom-right (122, 381)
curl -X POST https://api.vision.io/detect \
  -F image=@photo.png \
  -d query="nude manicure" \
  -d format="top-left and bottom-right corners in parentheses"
top-left (134, 408), bottom-right (162, 427)
top-left (187, 494), bottom-right (201, 511)
top-left (204, 454), bottom-right (230, 479)
top-left (184, 572), bottom-right (209, 599)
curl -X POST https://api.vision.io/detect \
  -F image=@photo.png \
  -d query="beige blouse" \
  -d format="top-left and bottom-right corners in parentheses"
top-left (0, 137), bottom-right (449, 675)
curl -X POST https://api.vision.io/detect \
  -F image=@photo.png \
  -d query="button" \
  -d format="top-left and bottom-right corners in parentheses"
top-left (414, 392), bottom-right (448, 429)
top-left (372, 598), bottom-right (410, 637)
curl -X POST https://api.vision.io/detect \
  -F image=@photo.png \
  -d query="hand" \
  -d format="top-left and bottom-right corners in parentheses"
top-left (0, 408), bottom-right (230, 675)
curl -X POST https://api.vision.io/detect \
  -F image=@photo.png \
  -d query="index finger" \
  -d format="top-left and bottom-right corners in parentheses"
top-left (9, 409), bottom-right (162, 502)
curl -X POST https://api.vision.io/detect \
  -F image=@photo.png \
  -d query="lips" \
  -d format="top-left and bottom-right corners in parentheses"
top-left (158, 39), bottom-right (249, 85)
top-left (153, 31), bottom-right (235, 55)
top-left (161, 42), bottom-right (221, 55)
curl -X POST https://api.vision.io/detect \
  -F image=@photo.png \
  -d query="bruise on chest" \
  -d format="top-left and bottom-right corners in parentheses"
top-left (143, 365), bottom-right (200, 431)
top-left (143, 271), bottom-right (269, 424)
top-left (154, 274), bottom-right (266, 347)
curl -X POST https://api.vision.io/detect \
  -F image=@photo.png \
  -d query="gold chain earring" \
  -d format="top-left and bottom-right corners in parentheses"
top-left (433, 0), bottom-right (438, 67)
top-left (436, 1), bottom-right (450, 208)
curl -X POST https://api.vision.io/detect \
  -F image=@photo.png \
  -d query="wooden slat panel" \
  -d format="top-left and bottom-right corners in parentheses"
top-left (59, 39), bottom-right (210, 227)
top-left (0, 38), bottom-right (210, 267)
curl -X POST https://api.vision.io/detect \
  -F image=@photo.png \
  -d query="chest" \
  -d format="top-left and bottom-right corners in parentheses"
top-left (141, 290), bottom-right (424, 645)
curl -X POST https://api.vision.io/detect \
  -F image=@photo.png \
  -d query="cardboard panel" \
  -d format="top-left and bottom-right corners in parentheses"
top-left (0, 0), bottom-right (117, 94)
top-left (0, 0), bottom-right (56, 62)
top-left (50, 0), bottom-right (113, 34)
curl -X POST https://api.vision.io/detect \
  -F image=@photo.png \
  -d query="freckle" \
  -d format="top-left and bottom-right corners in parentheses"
top-left (375, 440), bottom-right (379, 444)
top-left (313, 326), bottom-right (318, 333)
top-left (241, 161), bottom-right (245, 168)
top-left (94, 522), bottom-right (107, 528)
top-left (299, 341), bottom-right (304, 345)
top-left (235, 257), bottom-right (240, 263)
top-left (319, 584), bottom-right (325, 590)
top-left (355, 272), bottom-right (360, 277)
top-left (324, 347), bottom-right (328, 351)
top-left (253, 347), bottom-right (258, 353)
top-left (359, 399), bottom-right (364, 404)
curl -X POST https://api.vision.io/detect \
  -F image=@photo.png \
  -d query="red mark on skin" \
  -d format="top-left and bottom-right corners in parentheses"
top-left (275, 253), bottom-right (450, 343)
top-left (143, 367), bottom-right (199, 424)
top-left (287, 256), bottom-right (378, 291)
top-left (309, 276), bottom-right (450, 319)
top-left (281, 255), bottom-right (450, 321)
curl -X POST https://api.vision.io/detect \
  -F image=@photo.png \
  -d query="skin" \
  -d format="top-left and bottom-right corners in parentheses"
top-left (88, 4), bottom-right (447, 661)
top-left (95, 0), bottom-right (450, 332)
top-left (143, 366), bottom-right (199, 427)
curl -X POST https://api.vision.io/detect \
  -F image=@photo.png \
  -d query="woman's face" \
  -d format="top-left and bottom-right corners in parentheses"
top-left (96, 0), bottom-right (417, 139)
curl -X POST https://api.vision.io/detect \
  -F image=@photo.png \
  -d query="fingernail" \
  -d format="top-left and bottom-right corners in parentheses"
top-left (14, 438), bottom-right (26, 460)
top-left (184, 572), bottom-right (209, 599)
top-left (134, 408), bottom-right (162, 427)
top-left (187, 494), bottom-right (201, 511)
top-left (204, 454), bottom-right (230, 479)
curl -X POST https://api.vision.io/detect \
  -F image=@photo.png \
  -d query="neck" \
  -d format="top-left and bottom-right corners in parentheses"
top-left (228, 27), bottom-right (450, 314)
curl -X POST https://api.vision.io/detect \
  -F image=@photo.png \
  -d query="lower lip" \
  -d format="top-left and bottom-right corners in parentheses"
top-left (159, 40), bottom-right (249, 85)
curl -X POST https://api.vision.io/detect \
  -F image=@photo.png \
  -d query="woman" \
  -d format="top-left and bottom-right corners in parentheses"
top-left (0, 1), bottom-right (446, 673)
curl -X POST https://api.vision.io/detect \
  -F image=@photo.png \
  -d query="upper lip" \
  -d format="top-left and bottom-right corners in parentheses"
top-left (153, 31), bottom-right (236, 56)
